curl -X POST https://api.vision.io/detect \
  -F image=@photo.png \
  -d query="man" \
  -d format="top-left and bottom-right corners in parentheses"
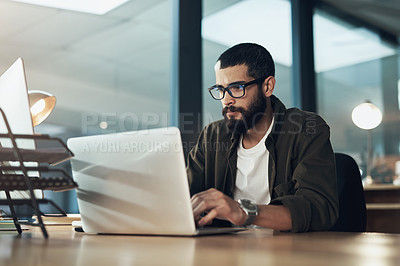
top-left (187, 43), bottom-right (338, 233)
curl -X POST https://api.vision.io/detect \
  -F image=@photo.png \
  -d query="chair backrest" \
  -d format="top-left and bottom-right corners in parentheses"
top-left (330, 153), bottom-right (366, 232)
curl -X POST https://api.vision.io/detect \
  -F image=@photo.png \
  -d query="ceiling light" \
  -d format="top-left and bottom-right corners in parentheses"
top-left (12, 0), bottom-right (129, 15)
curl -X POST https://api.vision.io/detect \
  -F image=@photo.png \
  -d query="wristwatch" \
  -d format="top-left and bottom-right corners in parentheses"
top-left (237, 199), bottom-right (258, 226)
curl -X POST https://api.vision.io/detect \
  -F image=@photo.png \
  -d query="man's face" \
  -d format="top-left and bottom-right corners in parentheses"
top-left (215, 64), bottom-right (268, 134)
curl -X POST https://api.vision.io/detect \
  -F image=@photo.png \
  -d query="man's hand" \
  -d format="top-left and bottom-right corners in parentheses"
top-left (191, 188), bottom-right (247, 226)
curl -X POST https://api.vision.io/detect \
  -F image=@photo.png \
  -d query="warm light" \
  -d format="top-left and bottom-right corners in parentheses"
top-left (28, 90), bottom-right (56, 127)
top-left (30, 99), bottom-right (46, 116)
top-left (100, 121), bottom-right (108, 129)
top-left (11, 0), bottom-right (129, 15)
top-left (351, 102), bottom-right (382, 130)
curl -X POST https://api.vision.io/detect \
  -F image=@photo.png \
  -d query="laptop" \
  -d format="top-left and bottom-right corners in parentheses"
top-left (67, 127), bottom-right (246, 236)
top-left (0, 58), bottom-right (41, 200)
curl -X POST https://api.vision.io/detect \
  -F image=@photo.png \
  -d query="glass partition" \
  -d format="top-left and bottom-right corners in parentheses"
top-left (202, 0), bottom-right (293, 125)
top-left (0, 0), bottom-right (172, 212)
top-left (314, 8), bottom-right (400, 183)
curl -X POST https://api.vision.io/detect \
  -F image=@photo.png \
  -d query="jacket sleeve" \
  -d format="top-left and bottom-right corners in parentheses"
top-left (186, 127), bottom-right (207, 196)
top-left (270, 122), bottom-right (339, 232)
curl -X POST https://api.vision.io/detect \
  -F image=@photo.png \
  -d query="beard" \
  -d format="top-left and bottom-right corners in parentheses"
top-left (222, 88), bottom-right (268, 135)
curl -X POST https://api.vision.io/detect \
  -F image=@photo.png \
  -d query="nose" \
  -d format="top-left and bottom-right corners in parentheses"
top-left (221, 91), bottom-right (235, 107)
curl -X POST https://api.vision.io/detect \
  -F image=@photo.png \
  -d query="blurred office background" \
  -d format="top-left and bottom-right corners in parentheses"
top-left (0, 0), bottom-right (399, 213)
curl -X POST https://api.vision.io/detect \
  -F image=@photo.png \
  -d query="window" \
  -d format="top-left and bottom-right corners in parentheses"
top-left (0, 0), bottom-right (172, 212)
top-left (202, 0), bottom-right (293, 125)
top-left (314, 8), bottom-right (400, 183)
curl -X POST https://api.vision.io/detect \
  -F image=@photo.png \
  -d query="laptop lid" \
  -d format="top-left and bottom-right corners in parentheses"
top-left (0, 58), bottom-right (40, 200)
top-left (67, 127), bottom-right (197, 235)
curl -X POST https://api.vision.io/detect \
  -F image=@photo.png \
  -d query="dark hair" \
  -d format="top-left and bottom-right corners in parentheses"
top-left (217, 43), bottom-right (275, 79)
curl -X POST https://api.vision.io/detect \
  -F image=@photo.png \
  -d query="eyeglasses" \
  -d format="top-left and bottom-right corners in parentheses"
top-left (208, 76), bottom-right (268, 100)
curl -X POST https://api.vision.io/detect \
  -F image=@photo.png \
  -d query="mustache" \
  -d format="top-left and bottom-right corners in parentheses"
top-left (222, 106), bottom-right (246, 116)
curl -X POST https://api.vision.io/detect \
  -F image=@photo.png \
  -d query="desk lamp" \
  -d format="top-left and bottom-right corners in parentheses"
top-left (351, 101), bottom-right (382, 185)
top-left (28, 90), bottom-right (56, 127)
top-left (2, 90), bottom-right (56, 209)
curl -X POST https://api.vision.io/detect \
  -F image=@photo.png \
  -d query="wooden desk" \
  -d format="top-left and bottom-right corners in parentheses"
top-left (364, 184), bottom-right (400, 233)
top-left (1, 226), bottom-right (400, 266)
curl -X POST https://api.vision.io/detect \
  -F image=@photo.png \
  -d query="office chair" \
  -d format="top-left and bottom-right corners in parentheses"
top-left (330, 153), bottom-right (367, 232)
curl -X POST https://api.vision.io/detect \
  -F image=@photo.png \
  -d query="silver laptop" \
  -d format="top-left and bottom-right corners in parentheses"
top-left (0, 58), bottom-right (41, 200)
top-left (67, 127), bottom-right (245, 236)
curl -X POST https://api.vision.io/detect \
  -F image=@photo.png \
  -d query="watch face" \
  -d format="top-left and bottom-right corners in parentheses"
top-left (240, 199), bottom-right (257, 211)
top-left (238, 199), bottom-right (258, 225)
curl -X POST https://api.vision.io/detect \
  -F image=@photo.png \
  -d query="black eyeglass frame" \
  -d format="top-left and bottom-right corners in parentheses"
top-left (208, 76), bottom-right (269, 100)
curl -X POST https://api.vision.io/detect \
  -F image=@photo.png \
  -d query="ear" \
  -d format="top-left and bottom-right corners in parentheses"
top-left (262, 76), bottom-right (275, 97)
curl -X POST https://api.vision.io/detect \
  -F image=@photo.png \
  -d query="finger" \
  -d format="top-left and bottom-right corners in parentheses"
top-left (191, 194), bottom-right (207, 213)
top-left (193, 206), bottom-right (205, 221)
top-left (191, 188), bottom-right (219, 199)
top-left (194, 213), bottom-right (201, 222)
top-left (192, 198), bottom-right (221, 218)
top-left (192, 200), bottom-right (211, 218)
top-left (196, 216), bottom-right (212, 225)
top-left (191, 194), bottom-right (203, 206)
top-left (191, 189), bottom-right (222, 209)
top-left (198, 208), bottom-right (218, 226)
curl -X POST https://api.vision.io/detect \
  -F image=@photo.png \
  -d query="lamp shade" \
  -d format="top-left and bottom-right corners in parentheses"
top-left (28, 90), bottom-right (56, 127)
top-left (351, 102), bottom-right (382, 130)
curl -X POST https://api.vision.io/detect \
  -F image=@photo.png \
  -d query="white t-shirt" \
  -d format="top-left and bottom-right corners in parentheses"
top-left (233, 118), bottom-right (274, 204)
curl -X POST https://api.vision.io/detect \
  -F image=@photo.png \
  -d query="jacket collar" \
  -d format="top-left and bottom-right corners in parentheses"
top-left (269, 95), bottom-right (287, 142)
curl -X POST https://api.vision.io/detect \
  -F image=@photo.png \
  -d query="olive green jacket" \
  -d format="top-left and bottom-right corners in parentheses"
top-left (187, 95), bottom-right (339, 232)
